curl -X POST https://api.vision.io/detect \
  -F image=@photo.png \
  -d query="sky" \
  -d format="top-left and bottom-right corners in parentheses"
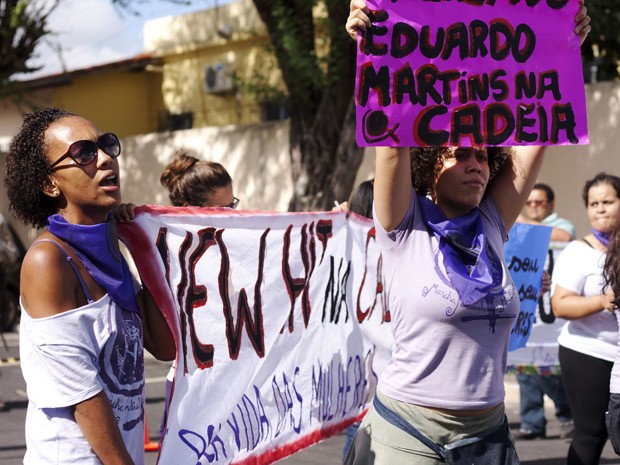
top-left (25, 0), bottom-right (235, 79)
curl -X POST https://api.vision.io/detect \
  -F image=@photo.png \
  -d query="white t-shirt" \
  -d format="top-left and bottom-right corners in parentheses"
top-left (20, 295), bottom-right (145, 465)
top-left (552, 240), bottom-right (618, 362)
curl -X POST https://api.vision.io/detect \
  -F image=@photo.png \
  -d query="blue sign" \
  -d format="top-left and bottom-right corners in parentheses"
top-left (506, 223), bottom-right (552, 351)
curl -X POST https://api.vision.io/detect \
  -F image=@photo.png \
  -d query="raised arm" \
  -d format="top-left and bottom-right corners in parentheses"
top-left (374, 147), bottom-right (413, 232)
top-left (113, 203), bottom-right (176, 361)
top-left (488, 145), bottom-right (547, 231)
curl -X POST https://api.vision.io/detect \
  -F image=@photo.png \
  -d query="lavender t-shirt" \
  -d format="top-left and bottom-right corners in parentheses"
top-left (374, 193), bottom-right (519, 410)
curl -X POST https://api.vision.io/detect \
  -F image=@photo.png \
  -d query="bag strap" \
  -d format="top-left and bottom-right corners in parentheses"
top-left (581, 237), bottom-right (595, 249)
top-left (32, 239), bottom-right (95, 304)
top-left (372, 395), bottom-right (446, 459)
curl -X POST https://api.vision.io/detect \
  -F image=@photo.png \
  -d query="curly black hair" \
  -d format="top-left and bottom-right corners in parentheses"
top-left (4, 107), bottom-right (75, 229)
top-left (409, 147), bottom-right (512, 196)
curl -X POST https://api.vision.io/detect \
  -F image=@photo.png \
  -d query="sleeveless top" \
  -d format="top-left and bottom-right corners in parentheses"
top-left (20, 240), bottom-right (145, 465)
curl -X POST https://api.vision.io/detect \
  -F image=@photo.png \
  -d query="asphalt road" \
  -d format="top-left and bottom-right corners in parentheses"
top-left (0, 331), bottom-right (617, 465)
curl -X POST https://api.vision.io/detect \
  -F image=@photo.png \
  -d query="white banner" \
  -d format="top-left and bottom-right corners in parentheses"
top-left (118, 207), bottom-right (567, 464)
top-left (118, 207), bottom-right (392, 465)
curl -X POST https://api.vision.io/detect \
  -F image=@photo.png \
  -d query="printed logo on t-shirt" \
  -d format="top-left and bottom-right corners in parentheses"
top-left (98, 309), bottom-right (145, 431)
top-left (423, 246), bottom-right (518, 333)
top-left (462, 282), bottom-right (517, 333)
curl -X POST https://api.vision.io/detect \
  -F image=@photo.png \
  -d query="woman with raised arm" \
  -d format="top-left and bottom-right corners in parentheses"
top-left (345, 1), bottom-right (590, 464)
top-left (4, 108), bottom-right (175, 465)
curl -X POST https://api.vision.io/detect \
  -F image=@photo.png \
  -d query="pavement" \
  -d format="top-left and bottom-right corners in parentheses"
top-left (0, 330), bottom-right (618, 465)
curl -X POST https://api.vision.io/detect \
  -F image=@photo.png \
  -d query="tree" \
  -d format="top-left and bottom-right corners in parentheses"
top-left (0, 0), bottom-right (187, 99)
top-left (0, 0), bottom-right (60, 100)
top-left (581, 0), bottom-right (620, 82)
top-left (249, 0), bottom-right (620, 211)
top-left (251, 0), bottom-right (364, 212)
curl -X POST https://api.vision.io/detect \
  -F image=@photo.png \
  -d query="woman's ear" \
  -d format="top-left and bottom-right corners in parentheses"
top-left (42, 177), bottom-right (60, 198)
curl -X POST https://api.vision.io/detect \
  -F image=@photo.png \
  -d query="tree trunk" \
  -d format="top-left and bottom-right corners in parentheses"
top-left (251, 0), bottom-right (363, 212)
top-left (288, 99), bottom-right (364, 212)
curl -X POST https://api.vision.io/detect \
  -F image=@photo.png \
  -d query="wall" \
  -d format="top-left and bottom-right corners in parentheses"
top-left (52, 71), bottom-right (164, 137)
top-left (159, 40), bottom-right (279, 127)
top-left (536, 81), bottom-right (620, 237)
top-left (118, 121), bottom-right (292, 212)
top-left (145, 0), bottom-right (283, 128)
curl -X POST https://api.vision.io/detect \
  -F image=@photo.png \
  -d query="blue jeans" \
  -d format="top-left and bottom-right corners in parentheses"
top-left (342, 422), bottom-right (360, 462)
top-left (516, 373), bottom-right (571, 434)
top-left (606, 393), bottom-right (620, 455)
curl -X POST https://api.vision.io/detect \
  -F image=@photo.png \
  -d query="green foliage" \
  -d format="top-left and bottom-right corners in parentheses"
top-left (582, 0), bottom-right (620, 80)
top-left (0, 0), bottom-right (59, 98)
top-left (250, 0), bottom-right (356, 129)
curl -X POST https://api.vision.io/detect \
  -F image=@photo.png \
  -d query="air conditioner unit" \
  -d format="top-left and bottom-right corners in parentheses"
top-left (203, 63), bottom-right (234, 94)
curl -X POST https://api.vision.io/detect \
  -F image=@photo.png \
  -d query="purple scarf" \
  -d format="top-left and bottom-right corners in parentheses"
top-left (591, 227), bottom-right (611, 248)
top-left (418, 195), bottom-right (501, 305)
top-left (47, 214), bottom-right (139, 312)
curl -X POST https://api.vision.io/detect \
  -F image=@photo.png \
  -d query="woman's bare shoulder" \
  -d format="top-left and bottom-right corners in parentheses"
top-left (21, 236), bottom-right (80, 318)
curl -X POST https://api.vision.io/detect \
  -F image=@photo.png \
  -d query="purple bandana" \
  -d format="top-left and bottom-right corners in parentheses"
top-left (418, 195), bottom-right (501, 305)
top-left (47, 214), bottom-right (139, 312)
top-left (591, 227), bottom-right (611, 248)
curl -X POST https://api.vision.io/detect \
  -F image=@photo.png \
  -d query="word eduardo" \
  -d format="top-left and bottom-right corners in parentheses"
top-left (358, 9), bottom-right (578, 146)
top-left (363, 17), bottom-right (537, 63)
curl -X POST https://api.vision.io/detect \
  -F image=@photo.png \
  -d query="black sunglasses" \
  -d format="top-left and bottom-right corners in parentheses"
top-left (227, 197), bottom-right (240, 209)
top-left (50, 133), bottom-right (121, 171)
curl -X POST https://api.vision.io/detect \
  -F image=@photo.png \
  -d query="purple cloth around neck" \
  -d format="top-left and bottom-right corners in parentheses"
top-left (590, 227), bottom-right (611, 248)
top-left (46, 214), bottom-right (139, 312)
top-left (418, 195), bottom-right (501, 305)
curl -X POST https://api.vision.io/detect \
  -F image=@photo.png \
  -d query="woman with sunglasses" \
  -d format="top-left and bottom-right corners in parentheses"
top-left (5, 108), bottom-right (175, 465)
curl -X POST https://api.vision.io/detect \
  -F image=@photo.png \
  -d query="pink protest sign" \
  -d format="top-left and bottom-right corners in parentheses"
top-left (355, 0), bottom-right (588, 147)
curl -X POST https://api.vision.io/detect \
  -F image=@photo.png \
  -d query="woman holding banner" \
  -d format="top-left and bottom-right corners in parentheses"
top-left (4, 108), bottom-right (175, 465)
top-left (158, 149), bottom-right (238, 437)
top-left (345, 1), bottom-right (591, 464)
top-left (160, 149), bottom-right (238, 210)
top-left (552, 173), bottom-right (620, 465)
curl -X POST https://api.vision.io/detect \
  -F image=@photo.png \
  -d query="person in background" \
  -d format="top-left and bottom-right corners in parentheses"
top-left (519, 183), bottom-right (576, 242)
top-left (345, 2), bottom-right (590, 464)
top-left (4, 107), bottom-right (175, 465)
top-left (515, 183), bottom-right (575, 440)
top-left (340, 179), bottom-right (376, 462)
top-left (160, 149), bottom-right (238, 209)
top-left (348, 179), bottom-right (374, 220)
top-left (602, 224), bottom-right (620, 457)
top-left (552, 173), bottom-right (620, 465)
top-left (158, 149), bottom-right (237, 437)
